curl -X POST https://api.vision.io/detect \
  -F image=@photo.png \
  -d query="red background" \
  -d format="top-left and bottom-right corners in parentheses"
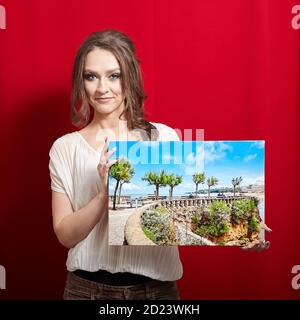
top-left (0, 0), bottom-right (299, 299)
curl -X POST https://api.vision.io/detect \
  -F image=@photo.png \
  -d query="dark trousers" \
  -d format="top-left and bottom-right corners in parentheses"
top-left (63, 271), bottom-right (180, 300)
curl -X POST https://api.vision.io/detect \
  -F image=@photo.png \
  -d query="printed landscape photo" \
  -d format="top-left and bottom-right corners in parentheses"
top-left (108, 141), bottom-right (265, 247)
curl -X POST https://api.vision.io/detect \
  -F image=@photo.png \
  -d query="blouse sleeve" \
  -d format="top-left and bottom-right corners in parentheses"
top-left (151, 122), bottom-right (180, 141)
top-left (48, 139), bottom-right (67, 194)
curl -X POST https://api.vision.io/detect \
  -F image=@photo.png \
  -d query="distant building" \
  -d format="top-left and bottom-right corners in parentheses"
top-left (242, 184), bottom-right (264, 193)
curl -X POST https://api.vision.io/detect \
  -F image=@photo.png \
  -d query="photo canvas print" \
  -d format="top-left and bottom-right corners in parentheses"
top-left (108, 141), bottom-right (265, 247)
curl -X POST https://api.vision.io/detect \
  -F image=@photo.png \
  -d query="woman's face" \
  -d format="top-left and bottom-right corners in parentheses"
top-left (83, 48), bottom-right (125, 118)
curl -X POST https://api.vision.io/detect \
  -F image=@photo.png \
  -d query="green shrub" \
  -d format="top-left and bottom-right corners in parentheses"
top-left (239, 236), bottom-right (250, 245)
top-left (196, 225), bottom-right (209, 237)
top-left (252, 197), bottom-right (259, 207)
top-left (195, 219), bottom-right (230, 238)
top-left (208, 200), bottom-right (230, 217)
top-left (142, 208), bottom-right (178, 245)
top-left (142, 226), bottom-right (155, 242)
top-left (192, 201), bottom-right (231, 239)
top-left (191, 213), bottom-right (200, 224)
top-left (217, 220), bottom-right (230, 235)
top-left (155, 206), bottom-right (168, 214)
top-left (192, 198), bottom-right (260, 243)
top-left (248, 216), bottom-right (259, 233)
top-left (230, 199), bottom-right (256, 224)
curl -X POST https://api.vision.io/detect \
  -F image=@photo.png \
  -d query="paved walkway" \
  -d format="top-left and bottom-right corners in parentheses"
top-left (109, 208), bottom-right (135, 245)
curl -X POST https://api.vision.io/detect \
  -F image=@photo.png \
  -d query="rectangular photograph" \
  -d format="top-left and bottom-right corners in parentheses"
top-left (108, 141), bottom-right (265, 247)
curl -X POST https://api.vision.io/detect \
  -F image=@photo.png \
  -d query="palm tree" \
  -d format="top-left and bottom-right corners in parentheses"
top-left (109, 159), bottom-right (135, 210)
top-left (207, 177), bottom-right (218, 198)
top-left (232, 176), bottom-right (243, 197)
top-left (166, 174), bottom-right (183, 199)
top-left (118, 167), bottom-right (135, 204)
top-left (142, 170), bottom-right (168, 199)
top-left (192, 172), bottom-right (205, 198)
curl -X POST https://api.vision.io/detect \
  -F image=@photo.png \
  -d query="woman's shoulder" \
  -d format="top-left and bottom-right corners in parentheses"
top-left (50, 131), bottom-right (78, 153)
top-left (150, 122), bottom-right (180, 141)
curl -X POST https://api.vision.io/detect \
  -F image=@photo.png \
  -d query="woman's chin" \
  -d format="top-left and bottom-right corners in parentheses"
top-left (93, 107), bottom-right (122, 116)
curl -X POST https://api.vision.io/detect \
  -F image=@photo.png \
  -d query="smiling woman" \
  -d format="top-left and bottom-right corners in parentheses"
top-left (70, 29), bottom-right (158, 141)
top-left (83, 48), bottom-right (124, 118)
top-left (49, 29), bottom-right (182, 300)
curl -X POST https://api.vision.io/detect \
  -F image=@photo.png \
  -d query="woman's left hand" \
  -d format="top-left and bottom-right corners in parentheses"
top-left (241, 240), bottom-right (270, 251)
top-left (241, 223), bottom-right (272, 251)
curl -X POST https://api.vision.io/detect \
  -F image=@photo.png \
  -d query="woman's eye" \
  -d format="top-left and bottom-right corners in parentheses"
top-left (84, 74), bottom-right (96, 81)
top-left (109, 73), bottom-right (121, 80)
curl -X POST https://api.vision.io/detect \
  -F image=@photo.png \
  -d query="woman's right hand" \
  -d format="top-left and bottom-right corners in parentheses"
top-left (97, 137), bottom-right (117, 194)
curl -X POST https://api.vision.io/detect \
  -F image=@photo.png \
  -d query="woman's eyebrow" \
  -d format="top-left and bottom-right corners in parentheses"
top-left (84, 68), bottom-right (121, 74)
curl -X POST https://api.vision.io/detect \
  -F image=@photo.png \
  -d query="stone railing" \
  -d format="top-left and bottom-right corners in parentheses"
top-left (109, 195), bottom-right (131, 203)
top-left (160, 196), bottom-right (256, 208)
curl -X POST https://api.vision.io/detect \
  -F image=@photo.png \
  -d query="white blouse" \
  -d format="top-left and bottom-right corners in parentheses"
top-left (48, 122), bottom-right (183, 281)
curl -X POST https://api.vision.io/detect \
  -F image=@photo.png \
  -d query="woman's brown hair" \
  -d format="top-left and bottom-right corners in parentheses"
top-left (70, 29), bottom-right (158, 140)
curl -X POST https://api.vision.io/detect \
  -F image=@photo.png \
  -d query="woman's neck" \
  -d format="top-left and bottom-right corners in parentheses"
top-left (88, 116), bottom-right (130, 141)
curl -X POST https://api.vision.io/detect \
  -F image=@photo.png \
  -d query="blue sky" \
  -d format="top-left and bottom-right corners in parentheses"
top-left (108, 141), bottom-right (265, 196)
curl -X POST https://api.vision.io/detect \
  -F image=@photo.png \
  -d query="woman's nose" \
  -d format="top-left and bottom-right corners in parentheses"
top-left (96, 77), bottom-right (109, 93)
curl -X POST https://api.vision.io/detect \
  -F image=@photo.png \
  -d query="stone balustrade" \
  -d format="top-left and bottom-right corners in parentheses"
top-left (160, 196), bottom-right (256, 208)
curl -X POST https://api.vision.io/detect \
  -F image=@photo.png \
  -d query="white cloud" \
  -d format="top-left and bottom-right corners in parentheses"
top-left (109, 181), bottom-right (141, 191)
top-left (244, 153), bottom-right (257, 162)
top-left (180, 182), bottom-right (196, 189)
top-left (163, 154), bottom-right (172, 161)
top-left (250, 141), bottom-right (265, 149)
top-left (185, 145), bottom-right (205, 165)
top-left (243, 176), bottom-right (264, 186)
top-left (218, 142), bottom-right (233, 152)
top-left (109, 183), bottom-right (115, 190)
top-left (185, 152), bottom-right (196, 165)
top-left (196, 146), bottom-right (205, 162)
top-left (255, 176), bottom-right (264, 185)
top-left (163, 154), bottom-right (178, 162)
top-left (204, 142), bottom-right (233, 162)
top-left (184, 164), bottom-right (205, 176)
top-left (183, 145), bottom-right (205, 176)
top-left (122, 183), bottom-right (141, 191)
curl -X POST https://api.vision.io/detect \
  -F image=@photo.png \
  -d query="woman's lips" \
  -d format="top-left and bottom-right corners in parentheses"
top-left (95, 97), bottom-right (113, 102)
